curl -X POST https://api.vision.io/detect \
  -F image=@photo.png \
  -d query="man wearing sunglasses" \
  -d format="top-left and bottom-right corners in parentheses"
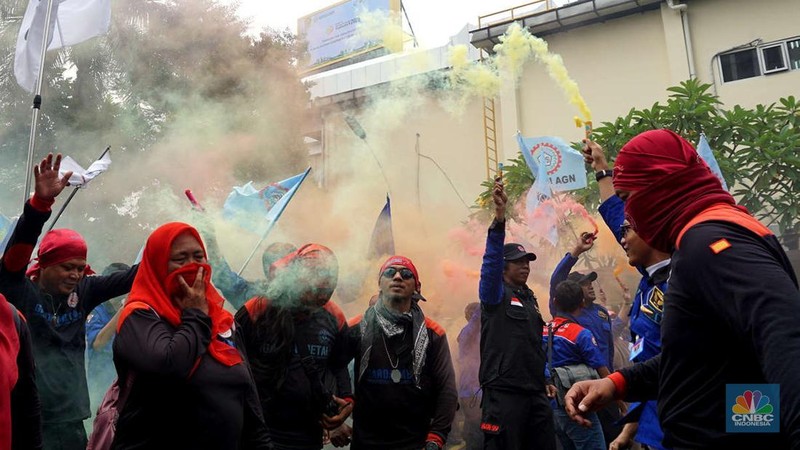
top-left (347, 255), bottom-right (457, 450)
top-left (477, 177), bottom-right (556, 450)
top-left (584, 139), bottom-right (671, 450)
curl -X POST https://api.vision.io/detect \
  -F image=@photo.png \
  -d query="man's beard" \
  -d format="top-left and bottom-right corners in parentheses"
top-left (383, 291), bottom-right (406, 303)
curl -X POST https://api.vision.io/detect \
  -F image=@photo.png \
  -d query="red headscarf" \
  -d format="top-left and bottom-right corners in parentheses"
top-left (613, 129), bottom-right (741, 253)
top-left (0, 294), bottom-right (20, 450)
top-left (379, 255), bottom-right (421, 293)
top-left (117, 222), bottom-right (241, 367)
top-left (268, 243), bottom-right (338, 307)
top-left (26, 229), bottom-right (95, 277)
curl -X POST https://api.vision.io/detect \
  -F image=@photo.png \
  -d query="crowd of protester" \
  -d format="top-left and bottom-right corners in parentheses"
top-left (1, 127), bottom-right (799, 450)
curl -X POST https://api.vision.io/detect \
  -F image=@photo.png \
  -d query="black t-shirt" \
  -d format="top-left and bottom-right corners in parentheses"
top-left (237, 298), bottom-right (352, 449)
top-left (621, 220), bottom-right (800, 448)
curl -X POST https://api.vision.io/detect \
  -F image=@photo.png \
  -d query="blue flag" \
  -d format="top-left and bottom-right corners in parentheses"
top-left (696, 133), bottom-right (728, 190)
top-left (525, 161), bottom-right (559, 246)
top-left (516, 132), bottom-right (587, 192)
top-left (367, 195), bottom-right (395, 259)
top-left (223, 168), bottom-right (311, 235)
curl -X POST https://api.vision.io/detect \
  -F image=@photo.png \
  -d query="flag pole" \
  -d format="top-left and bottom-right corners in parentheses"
top-left (47, 146), bottom-right (111, 231)
top-left (23, 0), bottom-right (57, 204)
top-left (236, 219), bottom-right (278, 277)
top-left (236, 167), bottom-right (312, 276)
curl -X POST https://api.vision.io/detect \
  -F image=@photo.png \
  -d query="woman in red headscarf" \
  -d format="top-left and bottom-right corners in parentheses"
top-left (110, 222), bottom-right (271, 450)
top-left (236, 243), bottom-right (353, 450)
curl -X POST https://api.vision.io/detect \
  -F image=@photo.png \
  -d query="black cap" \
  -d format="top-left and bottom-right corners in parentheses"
top-left (503, 243), bottom-right (536, 262)
top-left (567, 271), bottom-right (597, 284)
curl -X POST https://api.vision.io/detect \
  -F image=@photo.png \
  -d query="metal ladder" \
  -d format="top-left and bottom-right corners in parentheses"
top-left (479, 44), bottom-right (500, 181)
top-left (483, 96), bottom-right (500, 181)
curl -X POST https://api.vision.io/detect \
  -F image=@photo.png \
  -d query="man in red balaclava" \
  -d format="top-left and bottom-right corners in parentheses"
top-left (564, 129), bottom-right (800, 449)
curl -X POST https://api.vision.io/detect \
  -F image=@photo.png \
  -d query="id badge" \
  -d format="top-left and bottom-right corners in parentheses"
top-left (629, 336), bottom-right (645, 361)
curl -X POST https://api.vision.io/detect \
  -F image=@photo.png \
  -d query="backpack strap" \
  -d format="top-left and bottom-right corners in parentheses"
top-left (546, 319), bottom-right (574, 382)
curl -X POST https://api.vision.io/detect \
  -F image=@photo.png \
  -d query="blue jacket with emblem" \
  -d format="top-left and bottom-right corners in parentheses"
top-left (599, 194), bottom-right (667, 449)
top-left (549, 254), bottom-right (614, 371)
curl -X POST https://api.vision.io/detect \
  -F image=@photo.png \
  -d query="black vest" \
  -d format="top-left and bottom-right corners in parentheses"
top-left (479, 283), bottom-right (546, 392)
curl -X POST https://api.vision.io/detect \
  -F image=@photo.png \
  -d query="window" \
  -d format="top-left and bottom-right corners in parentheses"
top-left (760, 43), bottom-right (788, 74)
top-left (720, 49), bottom-right (760, 82)
top-left (788, 38), bottom-right (800, 70)
top-left (718, 36), bottom-right (800, 83)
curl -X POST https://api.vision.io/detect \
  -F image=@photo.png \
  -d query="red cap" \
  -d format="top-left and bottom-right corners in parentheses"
top-left (379, 255), bottom-right (421, 293)
top-left (26, 229), bottom-right (93, 277)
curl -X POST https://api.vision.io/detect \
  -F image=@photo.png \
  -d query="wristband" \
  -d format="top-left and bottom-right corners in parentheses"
top-left (595, 169), bottom-right (613, 182)
top-left (30, 194), bottom-right (55, 212)
top-left (608, 372), bottom-right (627, 399)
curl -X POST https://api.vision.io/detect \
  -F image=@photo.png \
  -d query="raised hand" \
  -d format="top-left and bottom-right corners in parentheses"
top-left (34, 153), bottom-right (72, 201)
top-left (571, 232), bottom-right (596, 257)
top-left (582, 139), bottom-right (610, 171)
top-left (492, 176), bottom-right (507, 221)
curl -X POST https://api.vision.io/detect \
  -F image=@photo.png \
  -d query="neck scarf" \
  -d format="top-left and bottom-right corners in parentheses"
top-left (613, 129), bottom-right (743, 253)
top-left (118, 222), bottom-right (241, 367)
top-left (358, 297), bottom-right (429, 388)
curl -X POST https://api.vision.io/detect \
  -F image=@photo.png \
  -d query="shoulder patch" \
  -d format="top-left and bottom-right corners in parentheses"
top-left (243, 297), bottom-right (270, 322)
top-left (425, 317), bottom-right (446, 336)
top-left (554, 321), bottom-right (584, 342)
top-left (709, 238), bottom-right (732, 254)
top-left (347, 314), bottom-right (364, 329)
top-left (323, 300), bottom-right (347, 330)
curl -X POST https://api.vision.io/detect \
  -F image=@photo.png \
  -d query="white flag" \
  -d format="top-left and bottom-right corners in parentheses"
top-left (14, 0), bottom-right (112, 93)
top-left (59, 151), bottom-right (111, 187)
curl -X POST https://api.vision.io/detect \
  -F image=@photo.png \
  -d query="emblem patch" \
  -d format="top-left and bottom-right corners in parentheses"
top-left (67, 292), bottom-right (79, 308)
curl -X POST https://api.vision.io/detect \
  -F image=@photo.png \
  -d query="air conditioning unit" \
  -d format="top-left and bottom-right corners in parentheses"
top-left (760, 42), bottom-right (789, 74)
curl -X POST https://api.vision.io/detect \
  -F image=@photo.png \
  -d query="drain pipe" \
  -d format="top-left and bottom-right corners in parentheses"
top-left (666, 0), bottom-right (697, 79)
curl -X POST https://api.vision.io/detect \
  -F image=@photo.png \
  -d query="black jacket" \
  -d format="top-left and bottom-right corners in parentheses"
top-left (112, 307), bottom-right (271, 450)
top-left (236, 298), bottom-right (352, 449)
top-left (347, 308), bottom-right (457, 450)
top-left (619, 220), bottom-right (800, 449)
top-left (478, 221), bottom-right (547, 393)
top-left (0, 200), bottom-right (138, 424)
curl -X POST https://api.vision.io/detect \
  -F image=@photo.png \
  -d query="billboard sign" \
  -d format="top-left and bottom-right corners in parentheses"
top-left (298, 0), bottom-right (400, 72)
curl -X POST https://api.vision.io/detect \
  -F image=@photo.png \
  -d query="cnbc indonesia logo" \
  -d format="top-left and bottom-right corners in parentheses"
top-left (727, 385), bottom-right (779, 432)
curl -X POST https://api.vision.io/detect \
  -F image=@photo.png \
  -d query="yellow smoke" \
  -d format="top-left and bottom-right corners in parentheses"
top-left (495, 23), bottom-right (592, 122)
top-left (447, 45), bottom-right (501, 99)
top-left (355, 8), bottom-right (405, 53)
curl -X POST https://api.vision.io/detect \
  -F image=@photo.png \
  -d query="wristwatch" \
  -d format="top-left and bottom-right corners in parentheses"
top-left (595, 169), bottom-right (613, 181)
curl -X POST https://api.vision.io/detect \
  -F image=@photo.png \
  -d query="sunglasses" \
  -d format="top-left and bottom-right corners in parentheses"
top-left (619, 224), bottom-right (633, 236)
top-left (382, 267), bottom-right (415, 280)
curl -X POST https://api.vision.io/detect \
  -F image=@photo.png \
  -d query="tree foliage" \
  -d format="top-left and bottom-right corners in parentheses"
top-left (477, 79), bottom-right (800, 247)
top-left (0, 0), bottom-right (312, 264)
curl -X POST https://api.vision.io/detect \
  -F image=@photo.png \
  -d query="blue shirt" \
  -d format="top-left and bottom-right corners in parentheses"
top-left (86, 301), bottom-right (117, 408)
top-left (549, 254), bottom-right (614, 370)
top-left (456, 309), bottom-right (481, 398)
top-left (542, 316), bottom-right (607, 370)
top-left (599, 195), bottom-right (667, 450)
